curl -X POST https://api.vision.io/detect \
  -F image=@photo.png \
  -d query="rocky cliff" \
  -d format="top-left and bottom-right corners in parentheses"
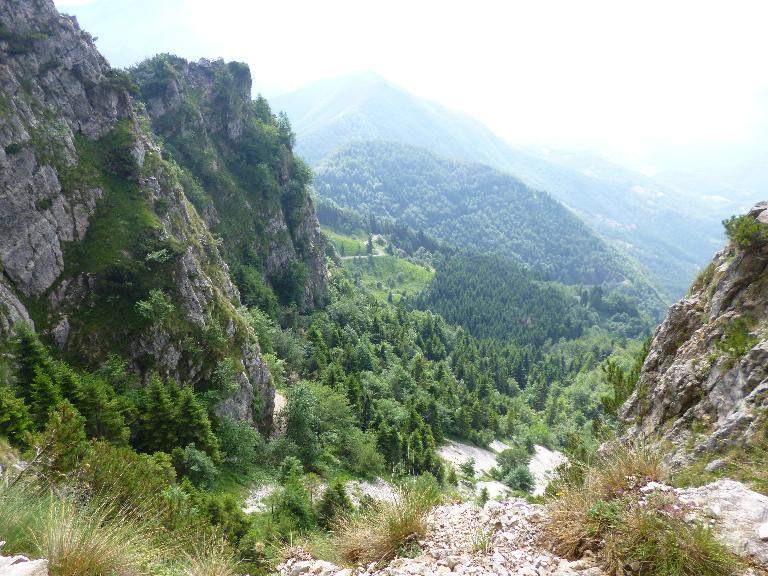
top-left (0, 0), bottom-right (325, 430)
top-left (621, 202), bottom-right (768, 467)
top-left (130, 54), bottom-right (328, 312)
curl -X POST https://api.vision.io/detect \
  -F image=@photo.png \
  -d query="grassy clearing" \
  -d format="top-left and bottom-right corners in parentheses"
top-left (345, 255), bottom-right (433, 303)
top-left (543, 443), bottom-right (739, 576)
top-left (322, 226), bottom-right (368, 256)
top-left (331, 481), bottom-right (441, 566)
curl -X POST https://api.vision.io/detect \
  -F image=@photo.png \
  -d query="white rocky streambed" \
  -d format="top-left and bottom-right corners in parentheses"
top-left (244, 439), bottom-right (565, 514)
top-left (437, 439), bottom-right (566, 497)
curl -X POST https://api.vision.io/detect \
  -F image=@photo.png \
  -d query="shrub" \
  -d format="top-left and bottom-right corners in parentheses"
top-left (173, 444), bottom-right (218, 488)
top-left (502, 465), bottom-right (535, 493)
top-left (459, 457), bottom-right (476, 478)
top-left (332, 480), bottom-right (441, 564)
top-left (135, 289), bottom-right (175, 323)
top-left (271, 478), bottom-right (316, 535)
top-left (543, 443), bottom-right (739, 576)
top-left (717, 315), bottom-right (758, 362)
top-left (215, 417), bottom-right (264, 473)
top-left (723, 214), bottom-right (768, 248)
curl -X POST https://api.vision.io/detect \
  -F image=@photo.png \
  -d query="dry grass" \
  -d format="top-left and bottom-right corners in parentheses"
top-left (543, 442), bottom-right (739, 576)
top-left (332, 481), bottom-right (440, 565)
top-left (183, 537), bottom-right (240, 576)
top-left (36, 494), bottom-right (165, 576)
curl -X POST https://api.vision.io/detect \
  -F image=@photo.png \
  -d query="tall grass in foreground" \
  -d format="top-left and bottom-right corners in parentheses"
top-left (37, 495), bottom-right (164, 576)
top-left (183, 537), bottom-right (241, 576)
top-left (0, 479), bottom-right (241, 576)
top-left (332, 481), bottom-right (441, 565)
top-left (543, 443), bottom-right (739, 576)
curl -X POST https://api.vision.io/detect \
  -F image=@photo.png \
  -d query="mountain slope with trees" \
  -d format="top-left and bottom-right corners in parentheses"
top-left (314, 141), bottom-right (665, 316)
top-left (272, 72), bottom-right (729, 298)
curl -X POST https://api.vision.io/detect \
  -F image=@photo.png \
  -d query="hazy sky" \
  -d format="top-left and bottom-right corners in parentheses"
top-left (55, 0), bottom-right (768, 170)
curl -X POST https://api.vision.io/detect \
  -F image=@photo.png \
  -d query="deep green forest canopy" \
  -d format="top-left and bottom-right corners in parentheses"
top-left (413, 252), bottom-right (652, 346)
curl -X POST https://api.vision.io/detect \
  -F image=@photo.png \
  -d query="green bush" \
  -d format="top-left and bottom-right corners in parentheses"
top-left (502, 465), bottom-right (535, 493)
top-left (173, 444), bottom-right (219, 488)
top-left (135, 289), bottom-right (175, 323)
top-left (723, 214), bottom-right (768, 248)
top-left (317, 480), bottom-right (353, 529)
top-left (717, 315), bottom-right (758, 361)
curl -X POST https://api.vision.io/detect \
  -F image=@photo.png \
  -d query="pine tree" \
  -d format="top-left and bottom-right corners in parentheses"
top-left (0, 386), bottom-right (32, 444)
top-left (317, 480), bottom-right (352, 529)
top-left (175, 386), bottom-right (219, 458)
top-left (29, 367), bottom-right (63, 427)
top-left (12, 325), bottom-right (50, 394)
top-left (40, 400), bottom-right (89, 476)
top-left (135, 375), bottom-right (177, 453)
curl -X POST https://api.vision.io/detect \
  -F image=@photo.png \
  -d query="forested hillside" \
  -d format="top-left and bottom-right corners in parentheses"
top-left (415, 253), bottom-right (652, 346)
top-left (0, 3), bottom-right (646, 574)
top-left (314, 141), bottom-right (664, 316)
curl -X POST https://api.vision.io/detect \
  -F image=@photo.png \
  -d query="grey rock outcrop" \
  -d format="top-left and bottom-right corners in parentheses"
top-left (0, 553), bottom-right (48, 576)
top-left (621, 202), bottom-right (768, 465)
top-left (677, 479), bottom-right (768, 566)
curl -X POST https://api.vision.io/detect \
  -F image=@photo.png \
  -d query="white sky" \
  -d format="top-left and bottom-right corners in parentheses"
top-left (55, 0), bottom-right (768, 169)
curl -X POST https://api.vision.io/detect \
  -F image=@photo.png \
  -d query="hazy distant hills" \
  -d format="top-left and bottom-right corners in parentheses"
top-left (314, 141), bottom-right (665, 315)
top-left (272, 72), bottom-right (739, 299)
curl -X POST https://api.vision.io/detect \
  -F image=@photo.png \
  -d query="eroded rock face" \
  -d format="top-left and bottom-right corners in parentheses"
top-left (0, 0), bottom-right (276, 427)
top-left (0, 0), bottom-right (121, 308)
top-left (620, 202), bottom-right (768, 466)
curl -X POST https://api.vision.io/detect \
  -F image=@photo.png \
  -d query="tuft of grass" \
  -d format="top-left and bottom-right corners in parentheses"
top-left (182, 537), bottom-right (240, 576)
top-left (0, 480), bottom-right (173, 576)
top-left (331, 481), bottom-right (441, 566)
top-left (470, 524), bottom-right (494, 555)
top-left (602, 504), bottom-right (738, 576)
top-left (37, 495), bottom-right (164, 576)
top-left (689, 262), bottom-right (716, 296)
top-left (543, 443), bottom-right (739, 576)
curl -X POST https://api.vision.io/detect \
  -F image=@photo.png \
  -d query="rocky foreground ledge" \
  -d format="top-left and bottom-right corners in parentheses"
top-left (281, 499), bottom-right (605, 576)
top-left (279, 480), bottom-right (768, 576)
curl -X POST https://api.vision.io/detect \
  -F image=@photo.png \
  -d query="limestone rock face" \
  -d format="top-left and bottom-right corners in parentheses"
top-left (678, 479), bottom-right (768, 566)
top-left (133, 55), bottom-right (328, 310)
top-left (620, 202), bottom-right (768, 466)
top-left (0, 0), bottom-right (278, 428)
top-left (0, 0), bottom-right (121, 311)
